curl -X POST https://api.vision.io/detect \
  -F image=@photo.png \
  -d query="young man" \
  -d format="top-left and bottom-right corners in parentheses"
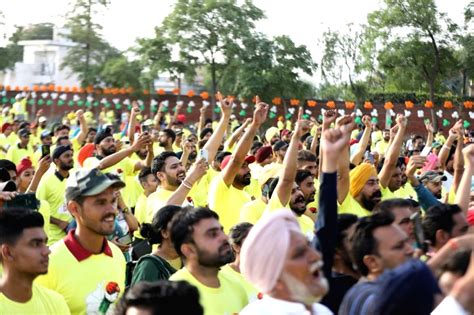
top-left (36, 145), bottom-right (75, 245)
top-left (339, 212), bottom-right (414, 314)
top-left (169, 207), bottom-right (248, 314)
top-left (0, 208), bottom-right (69, 314)
top-left (6, 128), bottom-right (34, 165)
top-left (37, 168), bottom-right (127, 314)
top-left (208, 97), bottom-right (268, 232)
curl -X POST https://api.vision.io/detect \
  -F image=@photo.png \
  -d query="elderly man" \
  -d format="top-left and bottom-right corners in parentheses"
top-left (240, 210), bottom-right (332, 314)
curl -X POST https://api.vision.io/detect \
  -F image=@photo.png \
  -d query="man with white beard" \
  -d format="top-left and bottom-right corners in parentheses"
top-left (240, 210), bottom-right (332, 315)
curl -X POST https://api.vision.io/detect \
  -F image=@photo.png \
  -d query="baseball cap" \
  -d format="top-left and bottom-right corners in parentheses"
top-left (0, 180), bottom-right (16, 192)
top-left (65, 168), bottom-right (125, 202)
top-left (40, 130), bottom-right (52, 139)
top-left (220, 155), bottom-right (256, 170)
top-left (273, 140), bottom-right (289, 152)
top-left (255, 146), bottom-right (273, 163)
top-left (18, 128), bottom-right (31, 138)
top-left (38, 116), bottom-right (47, 123)
top-left (1, 123), bottom-right (12, 133)
top-left (418, 170), bottom-right (447, 183)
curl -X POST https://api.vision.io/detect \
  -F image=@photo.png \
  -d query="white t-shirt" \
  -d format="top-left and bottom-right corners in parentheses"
top-left (240, 295), bottom-right (333, 315)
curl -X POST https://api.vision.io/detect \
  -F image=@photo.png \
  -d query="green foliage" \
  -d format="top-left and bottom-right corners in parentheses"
top-left (100, 56), bottom-right (142, 90)
top-left (0, 27), bottom-right (24, 71)
top-left (20, 23), bottom-right (54, 40)
top-left (61, 0), bottom-right (120, 87)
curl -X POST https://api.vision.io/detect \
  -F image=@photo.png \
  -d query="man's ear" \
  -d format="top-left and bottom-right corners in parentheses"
top-left (67, 200), bottom-right (79, 218)
top-left (363, 254), bottom-right (382, 275)
top-left (156, 172), bottom-right (165, 183)
top-left (181, 243), bottom-right (195, 260)
top-left (435, 229), bottom-right (450, 247)
top-left (1, 244), bottom-right (14, 262)
top-left (231, 244), bottom-right (240, 255)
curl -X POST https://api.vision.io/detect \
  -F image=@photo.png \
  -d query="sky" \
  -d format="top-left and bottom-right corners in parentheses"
top-left (0, 0), bottom-right (469, 73)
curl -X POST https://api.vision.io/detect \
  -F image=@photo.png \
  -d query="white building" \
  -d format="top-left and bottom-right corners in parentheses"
top-left (1, 27), bottom-right (80, 87)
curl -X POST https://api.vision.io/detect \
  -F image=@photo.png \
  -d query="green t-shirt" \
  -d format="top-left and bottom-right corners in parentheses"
top-left (130, 254), bottom-right (177, 286)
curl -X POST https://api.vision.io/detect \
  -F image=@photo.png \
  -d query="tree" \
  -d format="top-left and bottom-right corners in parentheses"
top-left (100, 56), bottom-right (143, 90)
top-left (0, 26), bottom-right (23, 72)
top-left (62, 0), bottom-right (119, 87)
top-left (367, 0), bottom-right (459, 129)
top-left (320, 24), bottom-right (371, 104)
top-left (21, 23), bottom-right (54, 40)
top-left (161, 0), bottom-right (265, 107)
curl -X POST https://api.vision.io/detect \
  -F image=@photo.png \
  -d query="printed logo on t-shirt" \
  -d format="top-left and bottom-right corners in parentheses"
top-left (85, 280), bottom-right (121, 314)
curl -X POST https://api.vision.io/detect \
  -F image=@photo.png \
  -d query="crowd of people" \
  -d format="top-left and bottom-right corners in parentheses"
top-left (0, 91), bottom-right (473, 315)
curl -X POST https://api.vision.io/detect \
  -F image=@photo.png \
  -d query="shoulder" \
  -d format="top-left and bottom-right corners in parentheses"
top-left (169, 268), bottom-right (191, 282)
top-left (108, 241), bottom-right (127, 264)
top-left (33, 283), bottom-right (68, 304)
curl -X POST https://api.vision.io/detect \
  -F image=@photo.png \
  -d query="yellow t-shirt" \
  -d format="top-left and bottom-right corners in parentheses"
top-left (338, 194), bottom-right (371, 217)
top-left (264, 194), bottom-right (315, 239)
top-left (208, 175), bottom-right (252, 233)
top-left (239, 198), bottom-right (266, 224)
top-left (145, 187), bottom-right (195, 223)
top-left (36, 172), bottom-right (71, 245)
top-left (133, 193), bottom-right (148, 239)
top-left (36, 236), bottom-right (126, 315)
top-left (243, 177), bottom-right (261, 199)
top-left (170, 267), bottom-right (248, 315)
top-left (374, 140), bottom-right (390, 157)
top-left (6, 144), bottom-right (35, 165)
top-left (0, 283), bottom-right (70, 315)
top-left (381, 184), bottom-right (418, 201)
top-left (221, 264), bottom-right (258, 303)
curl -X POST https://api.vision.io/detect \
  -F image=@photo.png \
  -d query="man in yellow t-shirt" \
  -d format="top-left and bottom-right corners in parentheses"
top-left (373, 129), bottom-right (390, 157)
top-left (262, 115), bottom-right (315, 239)
top-left (0, 208), bottom-right (70, 314)
top-left (169, 207), bottom-right (249, 314)
top-left (6, 128), bottom-right (35, 165)
top-left (209, 100), bottom-right (269, 232)
top-left (36, 145), bottom-right (75, 245)
top-left (37, 168), bottom-right (126, 315)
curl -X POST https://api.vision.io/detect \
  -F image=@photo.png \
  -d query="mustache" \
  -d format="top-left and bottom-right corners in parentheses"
top-left (295, 196), bottom-right (305, 203)
top-left (371, 190), bottom-right (382, 199)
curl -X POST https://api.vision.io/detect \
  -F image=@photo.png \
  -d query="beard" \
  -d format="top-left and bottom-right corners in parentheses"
top-left (434, 190), bottom-right (442, 199)
top-left (166, 171), bottom-right (186, 187)
top-left (235, 172), bottom-right (251, 187)
top-left (102, 146), bottom-right (117, 156)
top-left (281, 269), bottom-right (329, 306)
top-left (361, 190), bottom-right (382, 211)
top-left (159, 140), bottom-right (168, 148)
top-left (290, 195), bottom-right (307, 216)
top-left (196, 241), bottom-right (234, 268)
top-left (59, 160), bottom-right (74, 171)
top-left (188, 151), bottom-right (197, 161)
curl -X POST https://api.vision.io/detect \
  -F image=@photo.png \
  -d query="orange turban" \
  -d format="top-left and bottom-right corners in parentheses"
top-left (349, 163), bottom-right (377, 197)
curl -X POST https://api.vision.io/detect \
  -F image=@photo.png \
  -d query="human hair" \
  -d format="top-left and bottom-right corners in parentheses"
top-left (87, 128), bottom-right (97, 135)
top-left (55, 124), bottom-right (70, 133)
top-left (250, 141), bottom-right (263, 155)
top-left (0, 208), bottom-right (44, 245)
top-left (0, 159), bottom-right (17, 172)
top-left (199, 127), bottom-right (213, 140)
top-left (215, 151), bottom-right (231, 164)
top-left (140, 205), bottom-right (182, 245)
top-left (228, 222), bottom-right (253, 248)
top-left (115, 280), bottom-right (203, 315)
top-left (441, 249), bottom-right (471, 276)
top-left (56, 135), bottom-right (69, 145)
top-left (297, 150), bottom-right (317, 162)
top-left (351, 212), bottom-right (394, 276)
top-left (336, 214), bottom-right (359, 250)
top-left (138, 167), bottom-right (153, 185)
top-left (161, 128), bottom-right (176, 143)
top-left (295, 169), bottom-right (313, 185)
top-left (267, 177), bottom-right (279, 199)
top-left (151, 152), bottom-right (178, 176)
top-left (422, 204), bottom-right (463, 246)
top-left (373, 198), bottom-right (412, 216)
top-left (170, 207), bottom-right (219, 256)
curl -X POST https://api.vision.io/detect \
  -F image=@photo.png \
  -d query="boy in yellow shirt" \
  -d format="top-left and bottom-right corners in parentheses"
top-left (37, 169), bottom-right (127, 314)
top-left (0, 208), bottom-right (70, 314)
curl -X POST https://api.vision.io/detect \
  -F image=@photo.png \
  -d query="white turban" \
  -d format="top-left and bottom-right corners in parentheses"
top-left (240, 210), bottom-right (301, 293)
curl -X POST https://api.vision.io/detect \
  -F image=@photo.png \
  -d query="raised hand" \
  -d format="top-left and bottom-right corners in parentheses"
top-left (336, 114), bottom-right (356, 135)
top-left (362, 115), bottom-right (371, 128)
top-left (463, 144), bottom-right (474, 168)
top-left (406, 155), bottom-right (427, 177)
top-left (131, 132), bottom-right (152, 152)
top-left (322, 110), bottom-right (337, 130)
top-left (449, 120), bottom-right (463, 138)
top-left (321, 128), bottom-right (348, 156)
top-left (185, 158), bottom-right (209, 184)
top-left (75, 109), bottom-right (84, 121)
top-left (216, 91), bottom-right (233, 117)
top-left (295, 107), bottom-right (313, 138)
top-left (182, 139), bottom-right (195, 155)
top-left (425, 122), bottom-right (434, 133)
top-left (37, 155), bottom-right (52, 175)
top-left (252, 96), bottom-right (269, 126)
top-left (396, 114), bottom-right (407, 128)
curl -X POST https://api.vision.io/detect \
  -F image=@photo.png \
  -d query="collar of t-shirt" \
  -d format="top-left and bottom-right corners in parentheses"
top-left (54, 170), bottom-right (69, 182)
top-left (64, 229), bottom-right (113, 261)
